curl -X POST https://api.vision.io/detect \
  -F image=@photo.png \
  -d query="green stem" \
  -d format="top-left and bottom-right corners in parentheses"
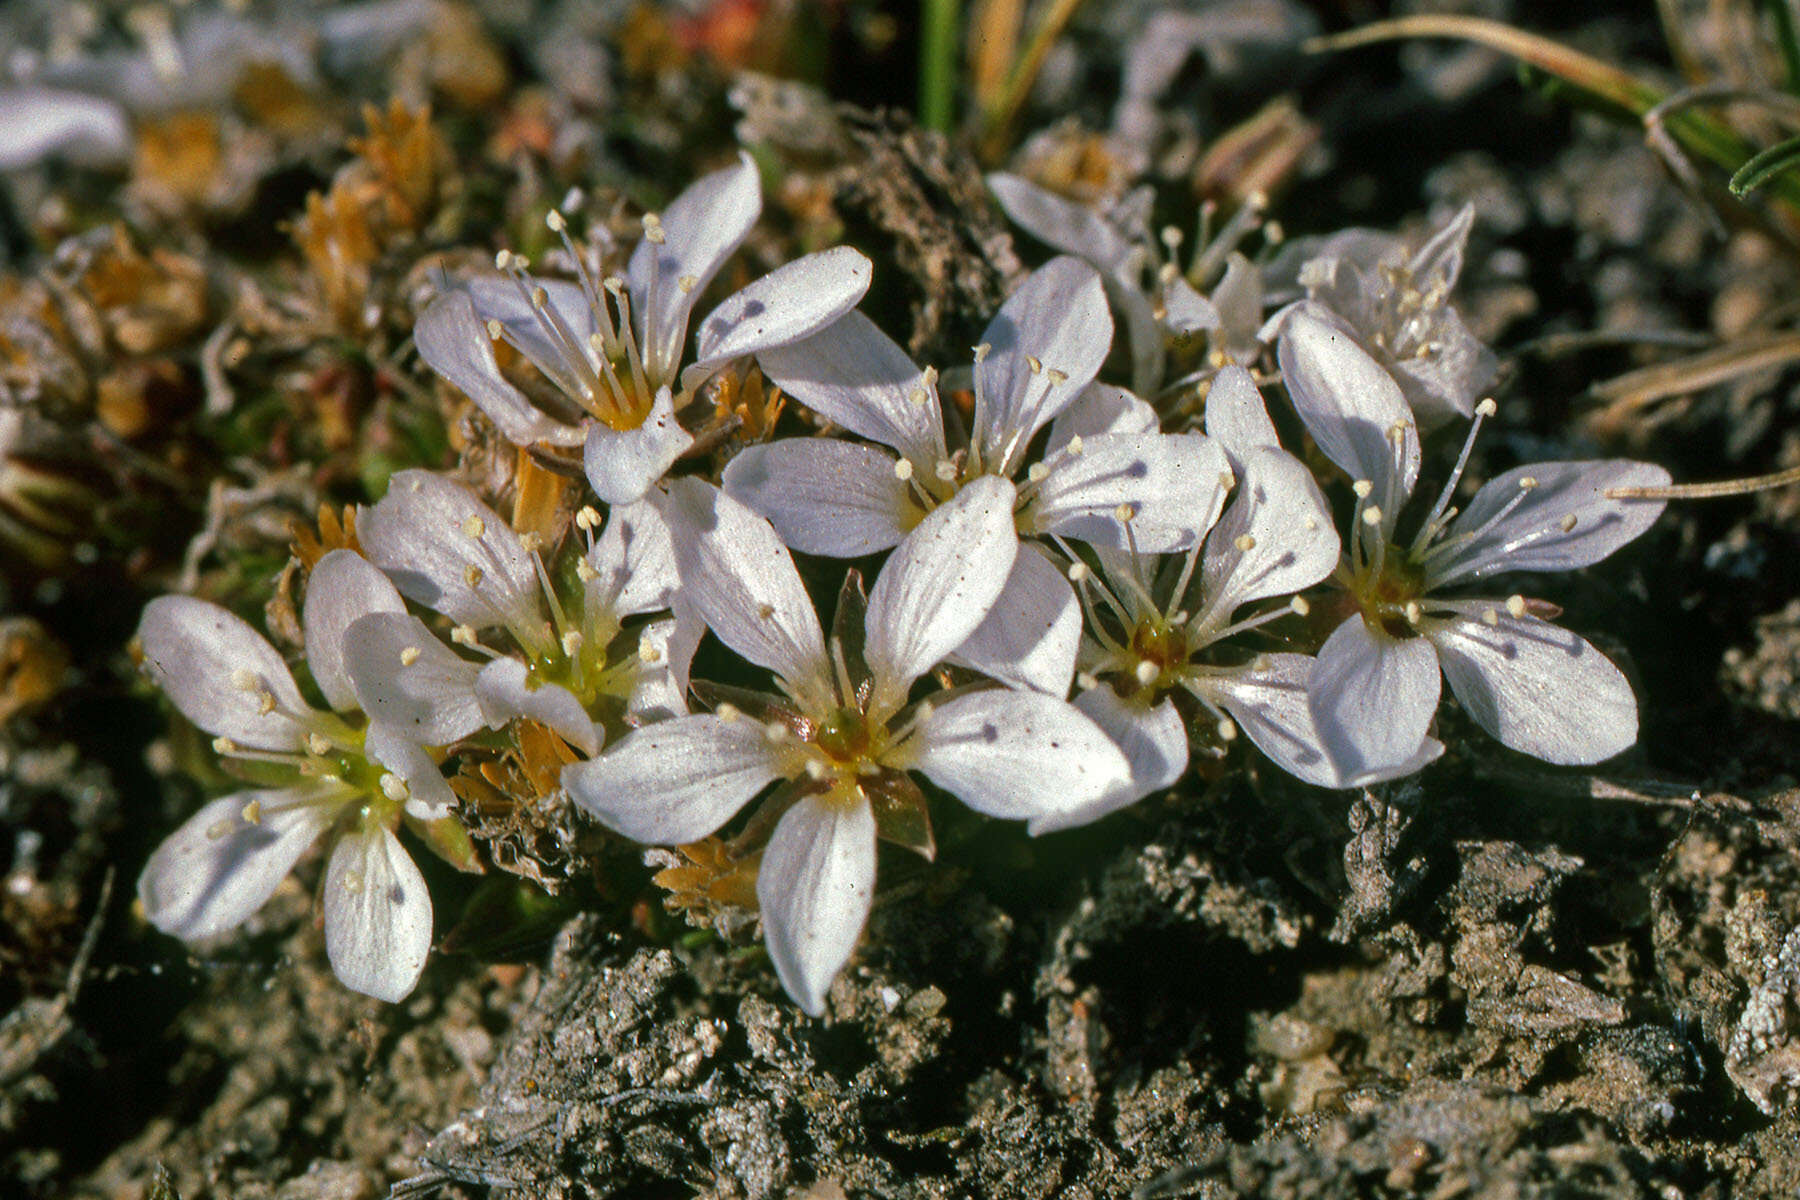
top-left (920, 0), bottom-right (960, 133)
top-left (1762, 0), bottom-right (1800, 97)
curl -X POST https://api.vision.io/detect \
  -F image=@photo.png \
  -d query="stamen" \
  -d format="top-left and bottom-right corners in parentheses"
top-left (307, 732), bottom-right (332, 756)
top-left (213, 736), bottom-right (238, 755)
top-left (1134, 660), bottom-right (1160, 686)
top-left (716, 703), bottom-right (742, 723)
top-left (1506, 594), bottom-right (1527, 618)
top-left (1411, 398), bottom-right (1497, 557)
top-left (561, 631), bottom-right (583, 657)
top-left (462, 514), bottom-right (485, 538)
top-left (894, 458), bottom-right (915, 481)
top-left (451, 624), bottom-right (480, 647)
top-left (638, 640), bottom-right (664, 664)
top-left (380, 773), bottom-right (410, 802)
top-left (241, 799), bottom-right (262, 825)
top-left (1234, 534), bottom-right (1256, 552)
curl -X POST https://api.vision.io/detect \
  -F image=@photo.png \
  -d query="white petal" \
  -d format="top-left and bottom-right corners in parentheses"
top-left (1277, 304), bottom-right (1419, 504)
top-left (976, 257), bottom-right (1112, 465)
top-left (1028, 688), bottom-right (1188, 832)
top-left (1427, 460), bottom-right (1671, 588)
top-left (1309, 618), bottom-right (1441, 781)
top-left (1409, 203), bottom-right (1475, 292)
top-left (690, 246), bottom-right (873, 378)
top-left (721, 439), bottom-right (912, 557)
top-left (303, 550), bottom-right (405, 712)
top-left (343, 613), bottom-right (484, 745)
top-left (138, 787), bottom-right (331, 942)
top-left (949, 546), bottom-right (1082, 695)
top-left (0, 87), bottom-right (130, 171)
top-left (1209, 252), bottom-right (1264, 360)
top-left (1428, 613), bottom-right (1638, 765)
top-left (362, 719), bottom-right (458, 821)
top-left (758, 795), bottom-right (876, 1018)
top-left (864, 476), bottom-right (1019, 695)
top-left (626, 616), bottom-right (698, 724)
top-left (988, 173), bottom-right (1135, 273)
top-left (905, 688), bottom-right (1130, 831)
top-left (138, 596), bottom-right (310, 751)
top-left (414, 291), bottom-right (581, 447)
top-left (754, 311), bottom-right (946, 467)
top-left (1196, 447), bottom-right (1339, 623)
top-left (1160, 274), bottom-right (1221, 337)
top-left (323, 825), bottom-right (434, 1003)
top-left (1046, 383), bottom-right (1160, 452)
top-left (582, 386), bottom-right (694, 506)
top-left (474, 658), bottom-right (601, 755)
top-left (1203, 364), bottom-right (1279, 462)
top-left (1030, 430), bottom-right (1229, 553)
top-left (660, 479), bottom-right (829, 697)
top-left (360, 470), bottom-right (541, 633)
top-left (458, 275), bottom-right (600, 405)
top-left (587, 498), bottom-right (679, 620)
top-left (628, 153), bottom-right (762, 379)
top-left (562, 713), bottom-right (779, 843)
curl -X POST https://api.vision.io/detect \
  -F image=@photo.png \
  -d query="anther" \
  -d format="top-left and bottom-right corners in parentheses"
top-left (575, 559), bottom-right (599, 582)
top-left (1404, 601), bottom-right (1423, 625)
top-left (1067, 562), bottom-right (1090, 583)
top-left (256, 690), bottom-right (276, 715)
top-left (1134, 660), bottom-right (1160, 686)
top-left (677, 275), bottom-right (697, 293)
top-left (1026, 462), bottom-right (1049, 483)
top-left (380, 773), bottom-right (410, 802)
top-left (464, 564), bottom-right (484, 587)
top-left (241, 799), bottom-right (262, 825)
top-left (520, 532), bottom-right (544, 552)
top-left (1066, 435), bottom-right (1084, 456)
top-left (894, 458), bottom-right (915, 481)
top-left (763, 721), bottom-right (791, 744)
top-left (545, 210), bottom-right (567, 232)
top-left (308, 733), bottom-right (332, 756)
top-left (716, 703), bottom-right (742, 723)
top-left (908, 387), bottom-right (929, 407)
top-left (212, 736), bottom-right (238, 755)
top-left (231, 668), bottom-right (259, 692)
top-left (462, 514), bottom-right (486, 538)
top-left (1217, 716), bottom-right (1238, 742)
top-left (1075, 672), bottom-right (1100, 691)
top-left (803, 759), bottom-right (829, 781)
top-left (1352, 479), bottom-right (1373, 499)
top-left (485, 318), bottom-right (504, 340)
top-left (1114, 503), bottom-right (1137, 522)
top-left (934, 459), bottom-right (958, 482)
top-left (1026, 355), bottom-right (1043, 374)
top-left (973, 343), bottom-right (991, 363)
top-left (1045, 367), bottom-right (1069, 385)
top-left (1234, 534), bottom-right (1256, 552)
top-left (1482, 607), bottom-right (1500, 626)
top-left (1559, 514), bottom-right (1579, 533)
top-left (1475, 398), bottom-right (1498, 418)
top-left (576, 506), bottom-right (602, 531)
top-left (1361, 505), bottom-right (1383, 526)
top-left (561, 631), bottom-right (583, 657)
top-left (1506, 594), bottom-right (1527, 618)
top-left (638, 641), bottom-right (663, 664)
top-left (494, 249), bottom-right (513, 270)
top-left (912, 700), bottom-right (935, 724)
top-left (1518, 476), bottom-right (1539, 491)
top-left (451, 624), bottom-right (479, 647)
top-left (530, 286), bottom-right (550, 309)
top-left (1290, 596), bottom-right (1310, 617)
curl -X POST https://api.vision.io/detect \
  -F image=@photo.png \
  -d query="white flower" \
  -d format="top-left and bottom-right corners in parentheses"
top-left (1054, 367), bottom-right (1438, 827)
top-left (135, 551), bottom-right (453, 1003)
top-left (1278, 308), bottom-right (1670, 775)
top-left (1265, 205), bottom-right (1497, 429)
top-left (0, 88), bottom-right (130, 171)
top-left (414, 154), bottom-right (872, 504)
top-left (987, 173), bottom-right (1266, 393)
top-left (726, 256), bottom-right (1230, 695)
top-left (348, 469), bottom-right (696, 754)
top-left (563, 478), bottom-right (1130, 1015)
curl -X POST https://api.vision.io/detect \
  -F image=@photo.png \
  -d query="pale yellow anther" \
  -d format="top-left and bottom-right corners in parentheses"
top-left (520, 532), bottom-right (544, 553)
top-left (1066, 435), bottom-right (1084, 456)
top-left (1264, 220), bottom-right (1286, 245)
top-left (677, 275), bottom-right (698, 294)
top-left (922, 365), bottom-right (940, 386)
top-left (1475, 398), bottom-right (1498, 418)
top-left (803, 758), bottom-right (830, 781)
top-left (1075, 672), bottom-right (1101, 691)
top-left (894, 458), bottom-right (915, 481)
top-left (1305, 517), bottom-right (1320, 531)
top-left (494, 249), bottom-right (513, 270)
top-left (1506, 594), bottom-right (1528, 618)
top-left (575, 559), bottom-right (599, 582)
top-left (1045, 367), bottom-right (1069, 385)
top-left (576, 506), bottom-right (602, 531)
top-left (1234, 533), bottom-right (1256, 552)
top-left (912, 700), bottom-right (935, 724)
top-left (1134, 660), bottom-right (1160, 686)
top-left (645, 226), bottom-right (666, 245)
top-left (1067, 562), bottom-right (1090, 583)
top-left (1217, 716), bottom-right (1238, 742)
top-left (546, 210), bottom-right (567, 232)
top-left (1559, 513), bottom-right (1579, 533)
top-left (451, 624), bottom-right (479, 647)
top-left (1161, 224), bottom-right (1184, 249)
top-left (1027, 355), bottom-right (1044, 374)
top-left (908, 387), bottom-right (928, 407)
top-left (530, 286), bottom-right (550, 310)
top-left (231, 668), bottom-right (259, 691)
top-left (206, 818), bottom-right (235, 841)
top-left (1115, 502), bottom-right (1138, 522)
top-left (561, 631), bottom-right (583, 657)
top-left (241, 799), bottom-right (262, 825)
top-left (307, 732), bottom-right (332, 756)
top-left (1290, 596), bottom-right (1310, 617)
top-left (716, 703), bottom-right (742, 723)
top-left (464, 564), bottom-right (484, 587)
top-left (973, 342), bottom-right (991, 363)
top-left (1361, 505), bottom-right (1383, 526)
top-left (485, 318), bottom-right (504, 340)
top-left (764, 720), bottom-right (791, 744)
top-left (256, 690), bottom-right (276, 716)
top-left (1404, 601), bottom-right (1424, 624)
top-left (1519, 476), bottom-right (1539, 491)
top-left (1026, 462), bottom-right (1049, 483)
top-left (1170, 609), bottom-right (1190, 625)
top-left (395, 644), bottom-right (421, 669)
top-left (213, 735), bottom-right (238, 755)
top-left (1388, 421), bottom-right (1410, 443)
top-left (1482, 608), bottom-right (1500, 626)
top-left (462, 514), bottom-right (486, 538)
top-left (1352, 479), bottom-right (1373, 499)
top-left (380, 773), bottom-right (410, 802)
top-left (603, 275), bottom-right (627, 296)
top-left (638, 640), bottom-right (663, 664)
top-left (935, 459), bottom-right (958, 482)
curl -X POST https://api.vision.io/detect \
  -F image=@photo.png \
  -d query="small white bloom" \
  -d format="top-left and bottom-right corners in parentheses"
top-left (563, 480), bottom-right (1130, 1015)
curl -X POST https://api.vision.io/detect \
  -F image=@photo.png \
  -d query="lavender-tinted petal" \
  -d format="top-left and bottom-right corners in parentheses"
top-left (581, 386), bottom-right (694, 506)
top-left (689, 246), bottom-right (873, 380)
top-left (323, 824), bottom-right (433, 1003)
top-left (138, 596), bottom-right (310, 751)
top-left (564, 714), bottom-right (780, 843)
top-left (1309, 618), bottom-right (1440, 781)
top-left (722, 439), bottom-right (913, 558)
top-left (949, 547), bottom-right (1081, 695)
top-left (303, 550), bottom-right (405, 712)
top-left (758, 794), bottom-right (876, 1017)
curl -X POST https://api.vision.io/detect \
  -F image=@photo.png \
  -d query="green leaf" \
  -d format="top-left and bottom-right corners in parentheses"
top-left (1730, 135), bottom-right (1800, 197)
